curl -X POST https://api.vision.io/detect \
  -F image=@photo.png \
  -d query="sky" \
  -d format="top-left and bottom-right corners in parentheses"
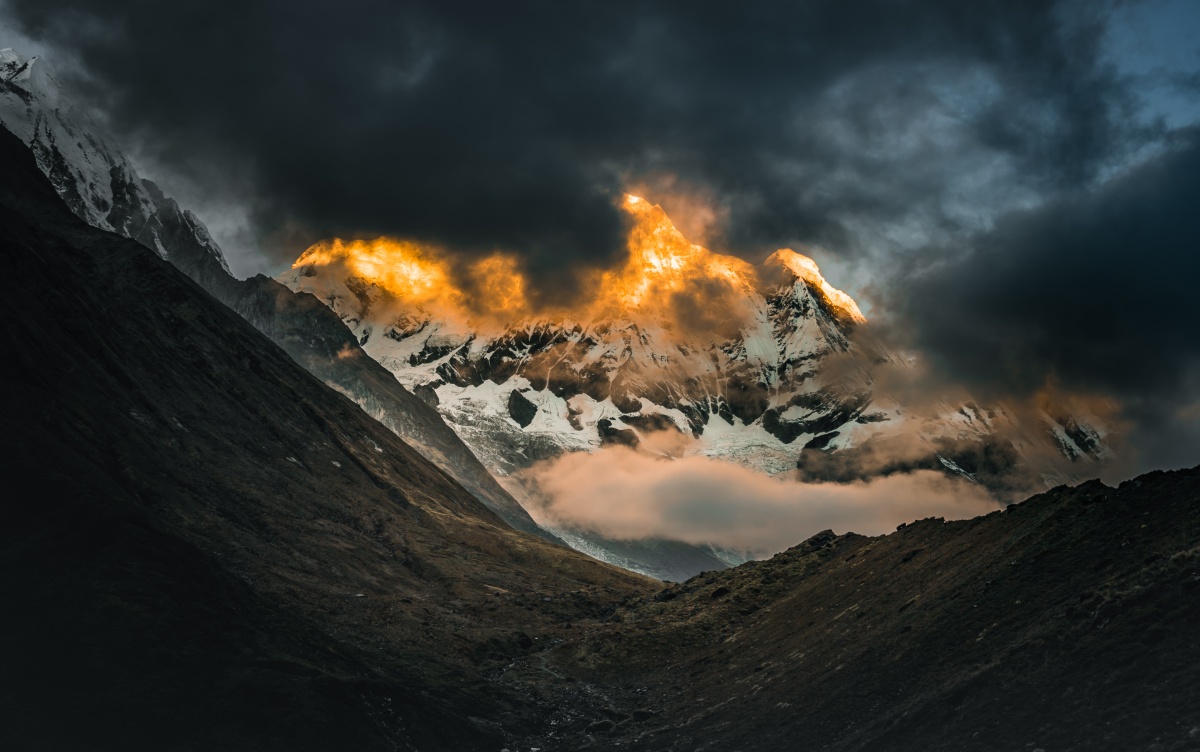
top-left (2, 0), bottom-right (1199, 476)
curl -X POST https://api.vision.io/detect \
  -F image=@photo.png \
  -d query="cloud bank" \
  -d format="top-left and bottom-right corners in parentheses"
top-left (523, 447), bottom-right (998, 556)
top-left (895, 129), bottom-right (1200, 473)
top-left (1, 0), bottom-right (1156, 279)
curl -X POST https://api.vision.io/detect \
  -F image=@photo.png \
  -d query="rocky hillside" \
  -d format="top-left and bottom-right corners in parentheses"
top-left (0, 48), bottom-right (231, 288)
top-left (3, 48), bottom-right (1118, 580)
top-left (0, 52), bottom-right (761, 577)
top-left (521, 467), bottom-right (1200, 751)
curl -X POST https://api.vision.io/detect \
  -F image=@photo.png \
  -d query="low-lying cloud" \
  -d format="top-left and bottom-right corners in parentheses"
top-left (522, 447), bottom-right (998, 556)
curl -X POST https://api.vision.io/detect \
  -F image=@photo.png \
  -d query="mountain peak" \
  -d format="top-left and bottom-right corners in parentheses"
top-left (604, 194), bottom-right (755, 314)
top-left (766, 248), bottom-right (865, 323)
top-left (0, 50), bottom-right (230, 277)
top-left (0, 49), bottom-right (59, 104)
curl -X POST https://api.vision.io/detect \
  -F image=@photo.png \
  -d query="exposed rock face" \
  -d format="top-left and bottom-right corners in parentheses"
top-left (507, 389), bottom-right (539, 428)
top-left (277, 201), bottom-right (1112, 501)
top-left (1, 49), bottom-right (230, 283)
top-left (279, 243), bottom-right (881, 479)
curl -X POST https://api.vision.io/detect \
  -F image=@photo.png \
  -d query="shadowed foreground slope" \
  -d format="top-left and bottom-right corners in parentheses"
top-left (0, 126), bottom-right (652, 750)
top-left (536, 471), bottom-right (1200, 751)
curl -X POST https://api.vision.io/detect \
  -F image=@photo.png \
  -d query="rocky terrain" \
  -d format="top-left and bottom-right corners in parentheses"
top-left (277, 205), bottom-right (902, 478)
top-left (531, 469), bottom-right (1200, 750)
top-left (0, 50), bottom-right (764, 578)
top-left (3, 48), bottom-right (1121, 580)
top-left (279, 196), bottom-right (1111, 484)
top-left (3, 120), bottom-right (1199, 751)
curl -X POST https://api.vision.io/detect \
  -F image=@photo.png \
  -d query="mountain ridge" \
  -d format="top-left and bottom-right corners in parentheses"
top-left (279, 199), bottom-right (1112, 499)
top-left (0, 47), bottom-right (1120, 580)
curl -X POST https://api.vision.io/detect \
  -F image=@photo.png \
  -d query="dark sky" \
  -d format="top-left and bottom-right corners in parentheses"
top-left (2, 1), bottom-right (1176, 267)
top-left (3, 0), bottom-right (1199, 470)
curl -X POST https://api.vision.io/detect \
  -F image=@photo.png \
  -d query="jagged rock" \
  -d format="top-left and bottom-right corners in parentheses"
top-left (507, 389), bottom-right (538, 428)
top-left (804, 431), bottom-right (840, 450)
top-left (597, 418), bottom-right (640, 449)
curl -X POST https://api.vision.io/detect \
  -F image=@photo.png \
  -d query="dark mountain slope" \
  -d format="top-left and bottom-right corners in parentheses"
top-left (535, 469), bottom-right (1200, 750)
top-left (0, 57), bottom-right (542, 538)
top-left (0, 125), bottom-right (652, 750)
top-left (208, 270), bottom-right (550, 538)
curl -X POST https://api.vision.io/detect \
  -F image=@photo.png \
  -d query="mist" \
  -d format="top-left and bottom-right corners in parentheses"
top-left (521, 446), bottom-right (999, 556)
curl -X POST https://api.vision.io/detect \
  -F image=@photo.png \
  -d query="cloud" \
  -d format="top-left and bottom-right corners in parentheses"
top-left (893, 128), bottom-right (1200, 473)
top-left (0, 0), bottom-right (1156, 280)
top-left (521, 446), bottom-right (998, 555)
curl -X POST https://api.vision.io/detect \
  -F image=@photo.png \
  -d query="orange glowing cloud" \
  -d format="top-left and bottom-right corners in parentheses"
top-left (599, 195), bottom-right (756, 314)
top-left (293, 238), bottom-right (460, 308)
top-left (290, 195), bottom-right (865, 328)
top-left (465, 254), bottom-right (531, 318)
top-left (291, 238), bottom-right (535, 323)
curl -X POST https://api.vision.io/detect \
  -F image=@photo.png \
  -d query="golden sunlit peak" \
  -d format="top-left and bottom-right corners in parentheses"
top-left (601, 194), bottom-right (755, 312)
top-left (767, 248), bottom-right (865, 322)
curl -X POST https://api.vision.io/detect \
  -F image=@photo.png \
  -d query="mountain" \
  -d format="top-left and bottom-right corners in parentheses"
top-left (0, 48), bottom-right (544, 540)
top-left (0, 48), bottom-right (231, 288)
top-left (0, 121), bottom-right (652, 749)
top-left (0, 55), bottom-right (758, 579)
top-left (278, 195), bottom-right (1111, 505)
top-left (2, 116), bottom-right (1196, 751)
top-left (280, 202), bottom-right (879, 476)
top-left (1, 49), bottom-right (1113, 580)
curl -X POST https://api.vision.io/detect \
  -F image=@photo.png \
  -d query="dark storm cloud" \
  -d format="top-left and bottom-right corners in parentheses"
top-left (2, 0), bottom-right (1150, 282)
top-left (898, 128), bottom-right (1200, 470)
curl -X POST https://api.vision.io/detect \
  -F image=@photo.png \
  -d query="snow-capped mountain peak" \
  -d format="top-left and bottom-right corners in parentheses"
top-left (278, 194), bottom-right (1111, 500)
top-left (766, 248), bottom-right (865, 323)
top-left (1, 49), bottom-right (55, 102)
top-left (0, 48), bottom-right (230, 281)
top-left (276, 198), bottom-right (888, 481)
